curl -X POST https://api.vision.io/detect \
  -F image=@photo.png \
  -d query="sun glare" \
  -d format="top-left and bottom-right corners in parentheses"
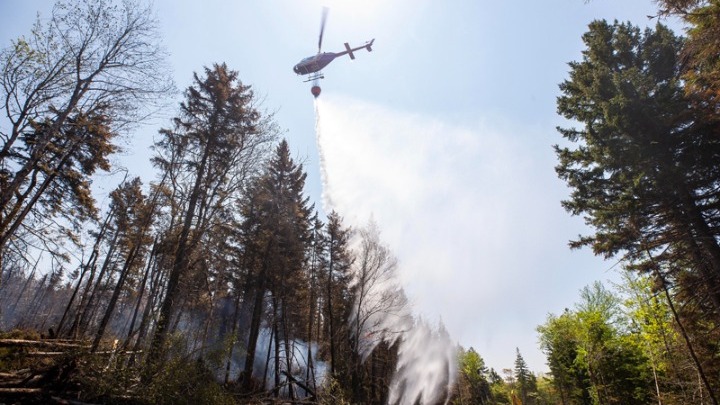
top-left (312, 0), bottom-right (411, 32)
top-left (318, 0), bottom-right (384, 18)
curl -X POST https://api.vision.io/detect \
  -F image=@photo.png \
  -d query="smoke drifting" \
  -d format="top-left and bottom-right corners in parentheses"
top-left (314, 97), bottom-right (458, 404)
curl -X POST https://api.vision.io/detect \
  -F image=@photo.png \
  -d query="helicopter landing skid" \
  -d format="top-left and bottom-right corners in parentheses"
top-left (303, 73), bottom-right (324, 82)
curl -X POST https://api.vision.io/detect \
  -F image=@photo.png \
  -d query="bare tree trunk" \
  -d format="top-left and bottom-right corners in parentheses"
top-left (92, 239), bottom-right (145, 352)
top-left (241, 246), bottom-right (272, 390)
top-left (305, 275), bottom-right (316, 393)
top-left (199, 274), bottom-right (223, 355)
top-left (651, 362), bottom-right (662, 405)
top-left (123, 238), bottom-right (157, 351)
top-left (9, 257), bottom-right (40, 322)
top-left (263, 321), bottom-right (274, 391)
top-left (327, 244), bottom-right (336, 376)
top-left (66, 251), bottom-right (101, 338)
top-left (224, 291), bottom-right (243, 384)
top-left (169, 297), bottom-right (188, 337)
top-left (282, 301), bottom-right (295, 401)
top-left (130, 256), bottom-right (165, 365)
top-left (75, 229), bottom-right (121, 337)
top-left (654, 266), bottom-right (718, 405)
top-left (57, 249), bottom-right (99, 336)
top-left (273, 298), bottom-right (281, 396)
top-left (149, 132), bottom-right (214, 363)
top-left (19, 274), bottom-right (48, 329)
top-left (371, 350), bottom-right (377, 404)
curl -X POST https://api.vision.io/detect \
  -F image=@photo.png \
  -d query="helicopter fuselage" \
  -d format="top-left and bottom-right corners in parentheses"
top-left (293, 39), bottom-right (375, 76)
top-left (293, 53), bottom-right (338, 75)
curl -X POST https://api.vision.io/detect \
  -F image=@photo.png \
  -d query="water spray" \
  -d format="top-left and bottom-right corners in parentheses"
top-left (314, 98), bottom-right (458, 404)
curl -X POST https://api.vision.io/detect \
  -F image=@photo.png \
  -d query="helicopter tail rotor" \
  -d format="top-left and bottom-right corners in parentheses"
top-left (344, 43), bottom-right (356, 60)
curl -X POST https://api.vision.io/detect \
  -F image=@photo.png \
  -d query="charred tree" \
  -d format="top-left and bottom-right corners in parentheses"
top-left (0, 0), bottom-right (172, 279)
top-left (148, 63), bottom-right (271, 366)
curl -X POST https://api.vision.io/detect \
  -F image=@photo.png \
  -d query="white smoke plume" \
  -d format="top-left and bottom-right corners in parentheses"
top-left (314, 97), bottom-right (458, 404)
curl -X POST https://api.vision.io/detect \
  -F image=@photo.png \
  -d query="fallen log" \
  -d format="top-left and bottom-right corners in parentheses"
top-left (23, 351), bottom-right (66, 357)
top-left (0, 339), bottom-right (90, 350)
top-left (0, 387), bottom-right (44, 394)
top-left (21, 349), bottom-right (141, 357)
top-left (0, 380), bottom-right (27, 388)
top-left (0, 370), bottom-right (31, 379)
top-left (280, 370), bottom-right (316, 399)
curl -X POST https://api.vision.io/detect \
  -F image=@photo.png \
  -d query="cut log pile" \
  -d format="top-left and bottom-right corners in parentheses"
top-left (0, 338), bottom-right (95, 404)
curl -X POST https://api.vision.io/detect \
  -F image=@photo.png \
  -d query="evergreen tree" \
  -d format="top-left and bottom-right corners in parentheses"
top-left (556, 19), bottom-right (720, 318)
top-left (454, 346), bottom-right (492, 404)
top-left (653, 1), bottom-right (720, 105)
top-left (149, 63), bottom-right (270, 365)
top-left (237, 139), bottom-right (313, 394)
top-left (323, 210), bottom-right (354, 378)
top-left (555, 19), bottom-right (720, 400)
top-left (514, 348), bottom-right (535, 405)
top-left (91, 177), bottom-right (154, 351)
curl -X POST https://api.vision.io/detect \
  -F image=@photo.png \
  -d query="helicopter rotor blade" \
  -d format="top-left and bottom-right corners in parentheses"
top-left (318, 7), bottom-right (328, 53)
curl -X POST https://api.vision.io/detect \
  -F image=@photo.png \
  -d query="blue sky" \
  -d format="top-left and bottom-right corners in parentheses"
top-left (1, 0), bottom-right (679, 372)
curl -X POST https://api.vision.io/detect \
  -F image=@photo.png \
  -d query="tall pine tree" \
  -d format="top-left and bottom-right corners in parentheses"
top-left (514, 348), bottom-right (535, 405)
top-left (556, 19), bottom-right (720, 314)
top-left (148, 63), bottom-right (270, 365)
top-left (237, 140), bottom-right (313, 393)
top-left (556, 20), bottom-right (720, 401)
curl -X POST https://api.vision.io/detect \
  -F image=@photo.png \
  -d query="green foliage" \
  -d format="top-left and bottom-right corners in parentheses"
top-left (514, 348), bottom-right (536, 404)
top-left (620, 274), bottom-right (676, 371)
top-left (0, 329), bottom-right (42, 340)
top-left (139, 358), bottom-right (235, 405)
top-left (654, 0), bottom-right (720, 103)
top-left (534, 375), bottom-right (561, 405)
top-left (489, 383), bottom-right (511, 405)
top-left (318, 375), bottom-right (353, 405)
top-left (234, 139), bottom-right (315, 390)
top-left (556, 15), bottom-right (720, 402)
top-left (556, 20), bottom-right (689, 258)
top-left (461, 347), bottom-right (488, 386)
top-left (451, 348), bottom-right (561, 405)
top-left (454, 346), bottom-right (492, 404)
top-left (538, 282), bottom-right (658, 404)
top-left (537, 311), bottom-right (591, 404)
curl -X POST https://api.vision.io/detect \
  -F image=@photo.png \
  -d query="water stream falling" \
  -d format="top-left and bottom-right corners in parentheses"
top-left (313, 98), bottom-right (457, 404)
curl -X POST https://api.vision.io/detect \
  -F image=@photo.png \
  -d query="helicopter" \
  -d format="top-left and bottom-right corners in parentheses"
top-left (293, 8), bottom-right (375, 98)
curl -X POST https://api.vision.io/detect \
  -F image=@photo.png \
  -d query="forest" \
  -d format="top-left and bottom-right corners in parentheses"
top-left (1, 0), bottom-right (720, 404)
